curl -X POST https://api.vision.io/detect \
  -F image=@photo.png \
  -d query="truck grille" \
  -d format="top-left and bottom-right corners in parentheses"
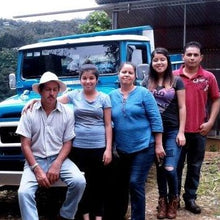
top-left (0, 126), bottom-right (20, 144)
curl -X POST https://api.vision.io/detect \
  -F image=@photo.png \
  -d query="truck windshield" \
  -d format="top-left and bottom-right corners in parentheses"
top-left (22, 42), bottom-right (120, 79)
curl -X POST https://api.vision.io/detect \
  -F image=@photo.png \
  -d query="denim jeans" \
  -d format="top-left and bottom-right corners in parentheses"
top-left (117, 144), bottom-right (155, 220)
top-left (18, 155), bottom-right (86, 220)
top-left (156, 129), bottom-right (182, 198)
top-left (177, 133), bottom-right (206, 201)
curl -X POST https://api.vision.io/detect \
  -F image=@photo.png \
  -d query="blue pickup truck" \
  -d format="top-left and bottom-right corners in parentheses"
top-left (0, 25), bottom-right (183, 185)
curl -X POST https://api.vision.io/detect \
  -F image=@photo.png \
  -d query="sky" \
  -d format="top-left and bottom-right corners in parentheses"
top-left (1, 0), bottom-right (98, 22)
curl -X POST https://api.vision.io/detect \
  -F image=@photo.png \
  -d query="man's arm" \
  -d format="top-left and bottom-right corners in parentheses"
top-left (200, 97), bottom-right (220, 136)
top-left (46, 140), bottom-right (72, 184)
top-left (20, 136), bottom-right (37, 168)
top-left (20, 136), bottom-right (51, 188)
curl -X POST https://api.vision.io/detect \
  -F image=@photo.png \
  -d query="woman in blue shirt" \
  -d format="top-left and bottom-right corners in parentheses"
top-left (109, 62), bottom-right (165, 220)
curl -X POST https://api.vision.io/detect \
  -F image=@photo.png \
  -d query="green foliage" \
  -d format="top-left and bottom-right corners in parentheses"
top-left (0, 18), bottom-right (86, 101)
top-left (0, 48), bottom-right (17, 101)
top-left (209, 144), bottom-right (218, 152)
top-left (79, 11), bottom-right (111, 33)
top-left (0, 13), bottom-right (111, 101)
top-left (0, 18), bottom-right (84, 48)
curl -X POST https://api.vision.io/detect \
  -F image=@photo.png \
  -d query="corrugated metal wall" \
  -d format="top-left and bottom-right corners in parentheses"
top-left (95, 0), bottom-right (219, 74)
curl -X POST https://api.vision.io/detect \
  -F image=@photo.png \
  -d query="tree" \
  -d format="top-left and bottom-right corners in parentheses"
top-left (0, 48), bottom-right (17, 101)
top-left (0, 18), bottom-right (84, 100)
top-left (79, 11), bottom-right (111, 33)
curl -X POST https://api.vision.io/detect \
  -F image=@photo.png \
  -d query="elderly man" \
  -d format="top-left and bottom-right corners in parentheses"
top-left (16, 71), bottom-right (86, 220)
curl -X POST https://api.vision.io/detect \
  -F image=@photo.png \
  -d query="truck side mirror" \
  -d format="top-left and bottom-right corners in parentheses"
top-left (136, 64), bottom-right (149, 80)
top-left (9, 73), bottom-right (16, 89)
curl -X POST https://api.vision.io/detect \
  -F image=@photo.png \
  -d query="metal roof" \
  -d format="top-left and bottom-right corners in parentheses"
top-left (95, 0), bottom-right (220, 88)
top-left (95, 0), bottom-right (220, 51)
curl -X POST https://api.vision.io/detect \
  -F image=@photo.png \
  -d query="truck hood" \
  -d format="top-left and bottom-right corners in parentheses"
top-left (0, 84), bottom-right (117, 119)
top-left (0, 90), bottom-right (39, 119)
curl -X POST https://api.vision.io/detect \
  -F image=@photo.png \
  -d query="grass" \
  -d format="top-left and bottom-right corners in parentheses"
top-left (198, 153), bottom-right (220, 217)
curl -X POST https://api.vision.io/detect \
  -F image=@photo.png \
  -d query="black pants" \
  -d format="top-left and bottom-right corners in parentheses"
top-left (103, 154), bottom-right (127, 220)
top-left (70, 147), bottom-right (105, 218)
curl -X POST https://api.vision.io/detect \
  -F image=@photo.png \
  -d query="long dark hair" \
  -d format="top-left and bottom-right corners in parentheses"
top-left (148, 47), bottom-right (173, 90)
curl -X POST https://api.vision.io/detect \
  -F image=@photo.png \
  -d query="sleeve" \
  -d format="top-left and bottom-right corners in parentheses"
top-left (15, 112), bottom-right (32, 138)
top-left (63, 107), bottom-right (76, 142)
top-left (175, 76), bottom-right (185, 90)
top-left (208, 73), bottom-right (220, 100)
top-left (66, 89), bottom-right (79, 104)
top-left (102, 93), bottom-right (112, 109)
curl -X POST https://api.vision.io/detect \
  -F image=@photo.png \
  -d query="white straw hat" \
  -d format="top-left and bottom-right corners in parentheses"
top-left (32, 71), bottom-right (66, 94)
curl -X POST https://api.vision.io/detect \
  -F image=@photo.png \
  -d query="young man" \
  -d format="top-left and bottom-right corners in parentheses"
top-left (173, 41), bottom-right (220, 214)
top-left (16, 71), bottom-right (86, 220)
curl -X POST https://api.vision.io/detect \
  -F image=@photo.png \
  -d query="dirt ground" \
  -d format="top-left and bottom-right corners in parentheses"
top-left (143, 151), bottom-right (220, 220)
top-left (0, 151), bottom-right (219, 220)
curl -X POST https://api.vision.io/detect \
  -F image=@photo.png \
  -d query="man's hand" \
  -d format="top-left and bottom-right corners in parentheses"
top-left (46, 161), bottom-right (61, 185)
top-left (34, 166), bottom-right (51, 188)
top-left (199, 121), bottom-right (213, 136)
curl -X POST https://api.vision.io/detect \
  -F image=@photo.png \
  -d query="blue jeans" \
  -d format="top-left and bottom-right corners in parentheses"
top-left (117, 144), bottom-right (155, 220)
top-left (177, 133), bottom-right (206, 201)
top-left (18, 155), bottom-right (86, 220)
top-left (156, 129), bottom-right (182, 198)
